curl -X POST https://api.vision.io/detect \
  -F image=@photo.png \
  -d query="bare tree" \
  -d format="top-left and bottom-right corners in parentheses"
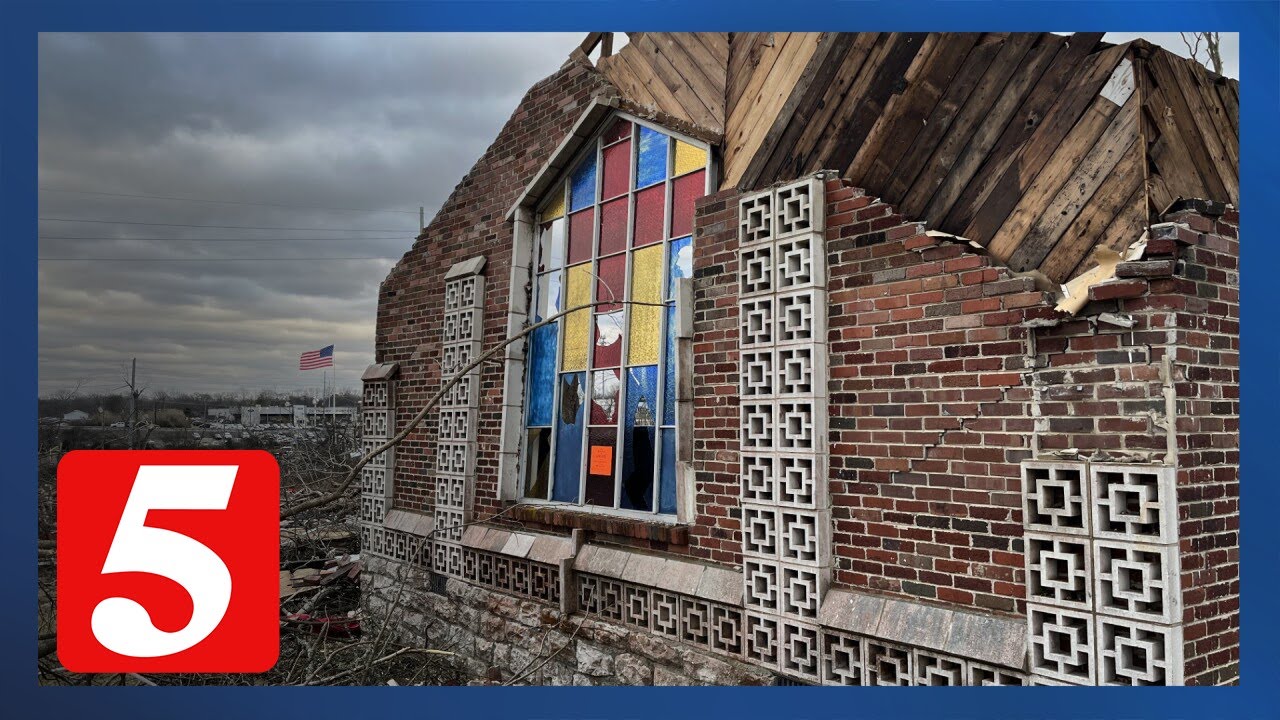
top-left (1180, 32), bottom-right (1224, 75)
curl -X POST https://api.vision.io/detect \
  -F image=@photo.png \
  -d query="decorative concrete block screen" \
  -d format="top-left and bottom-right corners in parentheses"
top-left (358, 362), bottom-right (398, 559)
top-left (435, 259), bottom-right (487, 566)
top-left (736, 177), bottom-right (832, 682)
top-left (1022, 460), bottom-right (1184, 685)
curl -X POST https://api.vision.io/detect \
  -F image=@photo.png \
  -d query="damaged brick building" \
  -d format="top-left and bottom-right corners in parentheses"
top-left (358, 32), bottom-right (1239, 686)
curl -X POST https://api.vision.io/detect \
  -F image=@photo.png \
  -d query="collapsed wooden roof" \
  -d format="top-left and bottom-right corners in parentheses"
top-left (582, 32), bottom-right (1238, 283)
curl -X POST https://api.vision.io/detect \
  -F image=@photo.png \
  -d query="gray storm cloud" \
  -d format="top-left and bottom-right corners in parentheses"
top-left (38, 32), bottom-right (580, 396)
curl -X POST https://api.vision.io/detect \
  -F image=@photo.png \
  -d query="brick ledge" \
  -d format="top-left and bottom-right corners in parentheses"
top-left (507, 504), bottom-right (689, 545)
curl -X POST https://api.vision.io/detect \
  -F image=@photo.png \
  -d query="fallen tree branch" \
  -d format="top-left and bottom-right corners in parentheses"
top-left (280, 298), bottom-right (671, 520)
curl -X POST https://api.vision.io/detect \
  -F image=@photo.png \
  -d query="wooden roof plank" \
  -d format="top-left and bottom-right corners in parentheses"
top-left (844, 33), bottom-right (947, 182)
top-left (812, 32), bottom-right (931, 177)
top-left (1165, 53), bottom-right (1238, 202)
top-left (1144, 51), bottom-right (1230, 203)
top-left (880, 32), bottom-right (1010, 207)
top-left (938, 32), bottom-right (1106, 234)
top-left (764, 32), bottom-right (883, 184)
top-left (1039, 135), bottom-right (1144, 281)
top-left (1004, 97), bottom-right (1141, 272)
top-left (738, 32), bottom-right (855, 189)
top-left (956, 41), bottom-right (1124, 245)
top-left (900, 32), bottom-right (1045, 220)
top-left (858, 33), bottom-right (985, 199)
top-left (633, 33), bottom-right (719, 130)
top-left (724, 33), bottom-right (820, 187)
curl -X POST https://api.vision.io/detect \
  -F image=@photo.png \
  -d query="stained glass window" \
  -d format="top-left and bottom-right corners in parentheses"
top-left (523, 114), bottom-right (710, 516)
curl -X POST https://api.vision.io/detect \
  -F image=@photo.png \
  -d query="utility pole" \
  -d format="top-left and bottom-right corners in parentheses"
top-left (126, 358), bottom-right (137, 449)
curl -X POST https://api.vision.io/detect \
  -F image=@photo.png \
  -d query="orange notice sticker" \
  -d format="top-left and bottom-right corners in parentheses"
top-left (589, 445), bottom-right (613, 476)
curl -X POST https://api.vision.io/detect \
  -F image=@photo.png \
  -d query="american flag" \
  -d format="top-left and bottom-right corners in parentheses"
top-left (299, 344), bottom-right (335, 370)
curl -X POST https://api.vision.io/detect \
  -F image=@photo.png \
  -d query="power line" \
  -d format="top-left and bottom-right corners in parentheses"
top-left (38, 256), bottom-right (401, 262)
top-left (39, 186), bottom-right (420, 216)
top-left (39, 217), bottom-right (412, 232)
top-left (40, 236), bottom-right (408, 242)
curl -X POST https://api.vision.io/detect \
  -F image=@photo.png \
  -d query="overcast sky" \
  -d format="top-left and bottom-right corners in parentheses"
top-left (37, 32), bottom-right (1237, 398)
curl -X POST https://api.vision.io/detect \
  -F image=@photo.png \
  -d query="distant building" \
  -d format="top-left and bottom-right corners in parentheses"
top-left (62, 410), bottom-right (89, 423)
top-left (235, 404), bottom-right (357, 427)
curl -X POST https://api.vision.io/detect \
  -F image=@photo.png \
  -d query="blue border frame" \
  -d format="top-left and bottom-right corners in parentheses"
top-left (4, 2), bottom-right (1275, 717)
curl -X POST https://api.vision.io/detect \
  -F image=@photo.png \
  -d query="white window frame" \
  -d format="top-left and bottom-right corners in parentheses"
top-left (498, 104), bottom-right (716, 525)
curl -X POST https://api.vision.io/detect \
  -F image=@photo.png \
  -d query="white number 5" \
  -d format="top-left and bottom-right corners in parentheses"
top-left (91, 465), bottom-right (238, 658)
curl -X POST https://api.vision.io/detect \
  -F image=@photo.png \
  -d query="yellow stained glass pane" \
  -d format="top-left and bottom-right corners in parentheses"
top-left (562, 262), bottom-right (591, 371)
top-left (673, 140), bottom-right (707, 177)
top-left (542, 186), bottom-right (566, 222)
top-left (628, 244), bottom-right (663, 365)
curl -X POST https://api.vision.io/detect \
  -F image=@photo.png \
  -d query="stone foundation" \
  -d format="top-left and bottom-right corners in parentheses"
top-left (362, 554), bottom-right (774, 686)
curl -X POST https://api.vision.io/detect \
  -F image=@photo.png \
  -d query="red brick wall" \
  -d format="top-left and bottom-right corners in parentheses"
top-left (377, 58), bottom-right (612, 515)
top-left (1164, 212), bottom-right (1240, 685)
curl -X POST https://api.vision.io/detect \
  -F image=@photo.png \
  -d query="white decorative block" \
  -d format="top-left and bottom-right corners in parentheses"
top-left (968, 662), bottom-right (1027, 686)
top-left (742, 504), bottom-right (779, 558)
top-left (778, 509), bottom-right (822, 563)
top-left (433, 508), bottom-right (464, 543)
top-left (742, 455), bottom-right (776, 504)
top-left (1091, 464), bottom-right (1177, 544)
top-left (741, 402), bottom-right (776, 450)
top-left (437, 442), bottom-right (473, 476)
top-left (1022, 461), bottom-right (1091, 536)
top-left (651, 591), bottom-right (681, 637)
top-left (913, 650), bottom-right (966, 686)
top-left (779, 620), bottom-right (821, 681)
top-left (774, 233), bottom-right (826, 291)
top-left (777, 400), bottom-right (824, 452)
top-left (775, 345), bottom-right (824, 398)
top-left (363, 409), bottom-right (389, 437)
top-left (821, 631), bottom-right (865, 686)
top-left (1096, 616), bottom-right (1182, 685)
top-left (1094, 540), bottom-right (1180, 624)
top-left (679, 597), bottom-right (711, 647)
top-left (709, 604), bottom-right (744, 655)
top-left (740, 191), bottom-right (774, 246)
top-left (777, 454), bottom-right (824, 508)
top-left (744, 559), bottom-right (779, 611)
top-left (740, 297), bottom-right (775, 348)
top-left (774, 178), bottom-right (825, 238)
top-left (1025, 532), bottom-right (1093, 611)
top-left (745, 612), bottom-right (779, 666)
top-left (1028, 604), bottom-right (1096, 685)
top-left (625, 585), bottom-right (651, 629)
top-left (775, 290), bottom-right (826, 345)
top-left (739, 245), bottom-right (774, 296)
top-left (779, 563), bottom-right (823, 619)
top-left (866, 640), bottom-right (913, 686)
top-left (740, 349), bottom-right (776, 398)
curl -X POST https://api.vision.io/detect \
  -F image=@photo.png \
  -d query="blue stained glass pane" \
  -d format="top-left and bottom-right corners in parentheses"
top-left (659, 428), bottom-right (677, 514)
top-left (636, 126), bottom-right (668, 188)
top-left (570, 154), bottom-right (597, 212)
top-left (620, 365), bottom-right (659, 511)
top-left (666, 235), bottom-right (692, 300)
top-left (662, 304), bottom-right (676, 426)
top-left (553, 372), bottom-right (585, 503)
top-left (527, 324), bottom-right (558, 427)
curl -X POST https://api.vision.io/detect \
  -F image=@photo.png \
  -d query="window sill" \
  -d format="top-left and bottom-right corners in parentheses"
top-left (506, 503), bottom-right (689, 545)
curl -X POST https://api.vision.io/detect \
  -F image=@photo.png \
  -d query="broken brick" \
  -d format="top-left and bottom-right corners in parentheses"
top-left (1089, 279), bottom-right (1149, 302)
top-left (1116, 259), bottom-right (1176, 278)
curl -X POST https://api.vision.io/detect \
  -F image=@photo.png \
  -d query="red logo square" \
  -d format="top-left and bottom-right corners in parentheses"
top-left (57, 450), bottom-right (280, 672)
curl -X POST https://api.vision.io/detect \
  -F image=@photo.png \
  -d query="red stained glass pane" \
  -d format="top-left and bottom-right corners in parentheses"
top-left (601, 140), bottom-right (631, 200)
top-left (632, 185), bottom-right (665, 248)
top-left (596, 253), bottom-right (626, 304)
top-left (568, 208), bottom-right (594, 265)
top-left (599, 198), bottom-right (628, 256)
top-left (602, 118), bottom-right (632, 145)
top-left (670, 169), bottom-right (705, 238)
